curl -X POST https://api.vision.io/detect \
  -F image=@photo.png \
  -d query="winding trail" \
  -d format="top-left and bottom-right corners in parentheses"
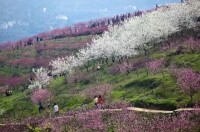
top-left (99, 107), bottom-right (200, 114)
top-left (0, 107), bottom-right (200, 126)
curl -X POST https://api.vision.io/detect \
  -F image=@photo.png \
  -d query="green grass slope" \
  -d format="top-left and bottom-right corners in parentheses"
top-left (0, 33), bottom-right (200, 122)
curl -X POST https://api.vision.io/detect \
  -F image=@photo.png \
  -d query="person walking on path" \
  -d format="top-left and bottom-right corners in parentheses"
top-left (38, 101), bottom-right (45, 113)
top-left (94, 96), bottom-right (98, 108)
top-left (53, 103), bottom-right (59, 117)
top-left (97, 95), bottom-right (104, 109)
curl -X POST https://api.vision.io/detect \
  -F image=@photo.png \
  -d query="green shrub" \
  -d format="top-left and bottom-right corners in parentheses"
top-left (133, 99), bottom-right (177, 110)
top-left (124, 78), bottom-right (161, 90)
top-left (27, 124), bottom-right (42, 132)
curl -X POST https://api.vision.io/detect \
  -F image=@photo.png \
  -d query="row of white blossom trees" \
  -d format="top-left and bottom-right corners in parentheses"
top-left (29, 0), bottom-right (200, 89)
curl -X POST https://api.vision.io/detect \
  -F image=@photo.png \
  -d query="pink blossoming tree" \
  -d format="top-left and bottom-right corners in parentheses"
top-left (146, 58), bottom-right (165, 76)
top-left (31, 88), bottom-right (51, 104)
top-left (186, 36), bottom-right (199, 52)
top-left (174, 68), bottom-right (200, 102)
top-left (83, 84), bottom-right (112, 100)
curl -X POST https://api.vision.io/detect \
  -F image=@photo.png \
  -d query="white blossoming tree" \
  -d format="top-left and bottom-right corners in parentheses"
top-left (29, 0), bottom-right (200, 88)
top-left (28, 67), bottom-right (51, 89)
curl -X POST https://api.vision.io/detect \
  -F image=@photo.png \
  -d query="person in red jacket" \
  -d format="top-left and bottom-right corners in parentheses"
top-left (98, 95), bottom-right (104, 109)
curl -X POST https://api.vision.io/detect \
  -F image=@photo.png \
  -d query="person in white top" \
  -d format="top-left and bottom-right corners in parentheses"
top-left (97, 65), bottom-right (101, 71)
top-left (53, 103), bottom-right (59, 117)
top-left (94, 95), bottom-right (98, 108)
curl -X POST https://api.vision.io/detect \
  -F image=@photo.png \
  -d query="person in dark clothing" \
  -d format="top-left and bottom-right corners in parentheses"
top-left (38, 101), bottom-right (45, 113)
top-left (5, 88), bottom-right (12, 96)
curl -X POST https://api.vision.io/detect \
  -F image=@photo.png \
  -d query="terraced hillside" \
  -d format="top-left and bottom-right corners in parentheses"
top-left (0, 1), bottom-right (200, 131)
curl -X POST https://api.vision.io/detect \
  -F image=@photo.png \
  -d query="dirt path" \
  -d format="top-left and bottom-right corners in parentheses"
top-left (126, 107), bottom-right (174, 113)
top-left (1, 107), bottom-right (200, 126)
top-left (98, 107), bottom-right (200, 114)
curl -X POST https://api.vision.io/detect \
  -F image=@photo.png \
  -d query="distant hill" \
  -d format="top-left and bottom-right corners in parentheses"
top-left (0, 0), bottom-right (181, 43)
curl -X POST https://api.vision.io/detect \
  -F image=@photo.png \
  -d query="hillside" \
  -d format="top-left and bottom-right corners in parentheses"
top-left (0, 1), bottom-right (200, 131)
top-left (0, 35), bottom-right (94, 87)
top-left (1, 29), bottom-right (200, 131)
